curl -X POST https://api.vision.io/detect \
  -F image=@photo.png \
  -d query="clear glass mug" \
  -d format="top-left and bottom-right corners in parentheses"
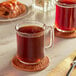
top-left (32, 0), bottom-right (55, 12)
top-left (15, 20), bottom-right (54, 65)
top-left (55, 0), bottom-right (76, 33)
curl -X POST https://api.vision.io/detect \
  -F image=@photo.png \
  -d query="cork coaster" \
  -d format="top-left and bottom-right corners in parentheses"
top-left (55, 28), bottom-right (76, 38)
top-left (12, 56), bottom-right (49, 72)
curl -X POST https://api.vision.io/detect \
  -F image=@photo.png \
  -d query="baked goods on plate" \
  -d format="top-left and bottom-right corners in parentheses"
top-left (0, 0), bottom-right (30, 21)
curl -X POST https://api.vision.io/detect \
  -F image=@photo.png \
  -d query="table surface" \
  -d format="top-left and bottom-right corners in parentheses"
top-left (0, 0), bottom-right (76, 76)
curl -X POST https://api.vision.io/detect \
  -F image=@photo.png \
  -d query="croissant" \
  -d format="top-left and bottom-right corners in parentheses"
top-left (0, 0), bottom-right (26, 18)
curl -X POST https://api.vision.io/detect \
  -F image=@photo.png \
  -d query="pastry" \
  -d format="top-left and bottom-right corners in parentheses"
top-left (0, 0), bottom-right (26, 18)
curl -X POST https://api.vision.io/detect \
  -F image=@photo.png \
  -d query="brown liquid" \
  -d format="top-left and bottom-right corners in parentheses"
top-left (16, 26), bottom-right (44, 63)
top-left (55, 1), bottom-right (76, 32)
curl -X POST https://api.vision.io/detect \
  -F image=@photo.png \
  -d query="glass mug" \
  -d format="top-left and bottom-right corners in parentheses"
top-left (15, 20), bottom-right (53, 65)
top-left (55, 0), bottom-right (76, 33)
top-left (32, 0), bottom-right (55, 12)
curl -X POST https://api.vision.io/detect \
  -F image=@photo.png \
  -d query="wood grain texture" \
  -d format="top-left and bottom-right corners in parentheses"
top-left (47, 51), bottom-right (76, 76)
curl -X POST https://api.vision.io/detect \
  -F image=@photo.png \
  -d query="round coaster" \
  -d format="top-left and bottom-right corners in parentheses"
top-left (55, 28), bottom-right (76, 38)
top-left (12, 56), bottom-right (49, 72)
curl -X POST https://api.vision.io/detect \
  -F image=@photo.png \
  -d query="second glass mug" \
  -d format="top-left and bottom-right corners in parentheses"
top-left (55, 0), bottom-right (76, 33)
top-left (15, 20), bottom-right (53, 65)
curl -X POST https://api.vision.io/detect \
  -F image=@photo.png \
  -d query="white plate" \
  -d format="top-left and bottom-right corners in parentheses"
top-left (0, 5), bottom-right (31, 22)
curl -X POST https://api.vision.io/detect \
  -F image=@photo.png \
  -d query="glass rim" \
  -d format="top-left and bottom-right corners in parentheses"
top-left (55, 0), bottom-right (76, 8)
top-left (15, 20), bottom-right (45, 37)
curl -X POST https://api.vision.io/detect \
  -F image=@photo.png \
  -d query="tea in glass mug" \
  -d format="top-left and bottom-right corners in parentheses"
top-left (15, 20), bottom-right (54, 65)
top-left (55, 0), bottom-right (76, 32)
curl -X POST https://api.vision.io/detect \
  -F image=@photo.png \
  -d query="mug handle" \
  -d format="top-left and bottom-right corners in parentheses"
top-left (45, 25), bottom-right (54, 48)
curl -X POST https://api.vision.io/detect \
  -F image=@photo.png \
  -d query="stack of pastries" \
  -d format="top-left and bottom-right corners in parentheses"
top-left (0, 0), bottom-right (26, 18)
